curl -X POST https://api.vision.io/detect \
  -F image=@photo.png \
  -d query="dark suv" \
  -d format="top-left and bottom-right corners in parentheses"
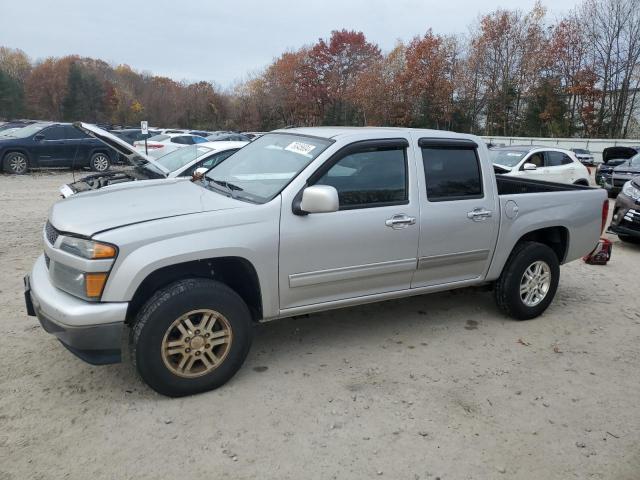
top-left (0, 123), bottom-right (116, 174)
top-left (596, 145), bottom-right (640, 194)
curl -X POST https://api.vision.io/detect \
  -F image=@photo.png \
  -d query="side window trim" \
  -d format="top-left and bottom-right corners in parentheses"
top-left (302, 138), bottom-right (411, 212)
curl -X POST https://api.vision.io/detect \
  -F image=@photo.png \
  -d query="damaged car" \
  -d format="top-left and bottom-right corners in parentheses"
top-left (60, 123), bottom-right (247, 197)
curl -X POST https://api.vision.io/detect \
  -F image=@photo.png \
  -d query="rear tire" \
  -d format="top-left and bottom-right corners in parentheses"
top-left (90, 152), bottom-right (111, 172)
top-left (494, 242), bottom-right (560, 320)
top-left (131, 278), bottom-right (253, 397)
top-left (3, 152), bottom-right (28, 174)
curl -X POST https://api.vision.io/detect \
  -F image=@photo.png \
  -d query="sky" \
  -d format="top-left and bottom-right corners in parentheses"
top-left (1, 0), bottom-right (581, 89)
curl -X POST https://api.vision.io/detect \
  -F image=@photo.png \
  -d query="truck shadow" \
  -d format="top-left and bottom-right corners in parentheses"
top-left (248, 287), bottom-right (501, 364)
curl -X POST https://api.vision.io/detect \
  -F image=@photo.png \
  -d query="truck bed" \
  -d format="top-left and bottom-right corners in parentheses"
top-left (496, 175), bottom-right (591, 195)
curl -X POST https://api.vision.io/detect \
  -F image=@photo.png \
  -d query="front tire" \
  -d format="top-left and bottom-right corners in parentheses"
top-left (3, 152), bottom-right (29, 174)
top-left (131, 278), bottom-right (253, 397)
top-left (90, 152), bottom-right (111, 172)
top-left (494, 242), bottom-right (560, 320)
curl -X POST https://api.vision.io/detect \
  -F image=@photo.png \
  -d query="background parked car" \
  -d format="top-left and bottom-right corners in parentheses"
top-left (133, 133), bottom-right (208, 158)
top-left (0, 120), bottom-right (35, 133)
top-left (62, 123), bottom-right (248, 196)
top-left (188, 130), bottom-right (213, 137)
top-left (110, 128), bottom-right (162, 145)
top-left (490, 145), bottom-right (590, 185)
top-left (206, 132), bottom-right (252, 142)
top-left (595, 145), bottom-right (640, 191)
top-left (605, 153), bottom-right (640, 197)
top-left (608, 174), bottom-right (640, 243)
top-left (570, 148), bottom-right (595, 166)
top-left (0, 122), bottom-right (116, 174)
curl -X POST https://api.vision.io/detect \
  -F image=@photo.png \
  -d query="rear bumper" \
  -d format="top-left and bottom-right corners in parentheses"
top-left (25, 254), bottom-right (128, 365)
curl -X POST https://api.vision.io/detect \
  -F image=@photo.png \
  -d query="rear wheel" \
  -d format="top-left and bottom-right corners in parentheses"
top-left (131, 278), bottom-right (253, 397)
top-left (90, 152), bottom-right (110, 172)
top-left (3, 152), bottom-right (28, 174)
top-left (494, 242), bottom-right (560, 320)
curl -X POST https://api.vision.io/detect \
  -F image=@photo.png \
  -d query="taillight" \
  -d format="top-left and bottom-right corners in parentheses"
top-left (147, 144), bottom-right (164, 149)
top-left (601, 199), bottom-right (609, 234)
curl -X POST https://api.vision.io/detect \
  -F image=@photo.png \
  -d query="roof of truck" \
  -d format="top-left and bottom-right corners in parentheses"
top-left (274, 126), bottom-right (469, 140)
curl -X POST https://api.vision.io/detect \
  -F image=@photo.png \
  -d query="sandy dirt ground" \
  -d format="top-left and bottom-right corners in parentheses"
top-left (0, 170), bottom-right (639, 480)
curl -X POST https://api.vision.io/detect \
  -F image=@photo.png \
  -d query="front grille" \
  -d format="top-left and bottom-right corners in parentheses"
top-left (45, 221), bottom-right (59, 246)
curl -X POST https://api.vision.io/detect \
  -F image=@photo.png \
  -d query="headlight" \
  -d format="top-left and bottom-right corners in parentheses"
top-left (622, 181), bottom-right (640, 201)
top-left (59, 237), bottom-right (117, 259)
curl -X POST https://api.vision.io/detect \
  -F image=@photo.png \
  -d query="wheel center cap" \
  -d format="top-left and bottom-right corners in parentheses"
top-left (190, 336), bottom-right (205, 350)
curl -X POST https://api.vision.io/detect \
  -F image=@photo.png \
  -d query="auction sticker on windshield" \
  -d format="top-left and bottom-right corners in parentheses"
top-left (285, 141), bottom-right (317, 156)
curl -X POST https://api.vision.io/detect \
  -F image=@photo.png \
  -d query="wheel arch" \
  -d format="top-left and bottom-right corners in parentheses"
top-left (126, 256), bottom-right (263, 324)
top-left (509, 226), bottom-right (569, 265)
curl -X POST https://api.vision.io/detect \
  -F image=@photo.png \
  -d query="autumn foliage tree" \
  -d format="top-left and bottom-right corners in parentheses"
top-left (1, 0), bottom-right (639, 138)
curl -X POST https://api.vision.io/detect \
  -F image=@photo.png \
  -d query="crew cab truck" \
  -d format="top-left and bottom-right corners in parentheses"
top-left (24, 126), bottom-right (608, 397)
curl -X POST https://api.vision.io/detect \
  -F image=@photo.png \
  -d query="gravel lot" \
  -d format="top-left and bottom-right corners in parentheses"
top-left (1, 170), bottom-right (639, 480)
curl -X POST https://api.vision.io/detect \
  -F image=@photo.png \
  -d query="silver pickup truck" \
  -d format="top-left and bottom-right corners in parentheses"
top-left (25, 127), bottom-right (608, 396)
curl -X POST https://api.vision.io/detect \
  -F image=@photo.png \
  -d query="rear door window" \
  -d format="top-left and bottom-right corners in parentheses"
top-left (545, 151), bottom-right (572, 167)
top-left (421, 146), bottom-right (482, 201)
top-left (42, 126), bottom-right (66, 140)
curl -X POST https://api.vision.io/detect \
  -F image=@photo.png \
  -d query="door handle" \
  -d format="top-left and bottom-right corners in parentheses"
top-left (385, 214), bottom-right (416, 229)
top-left (467, 208), bottom-right (492, 221)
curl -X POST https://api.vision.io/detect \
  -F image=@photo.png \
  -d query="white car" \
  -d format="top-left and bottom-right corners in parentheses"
top-left (60, 123), bottom-right (247, 196)
top-left (133, 133), bottom-right (208, 158)
top-left (491, 146), bottom-right (590, 185)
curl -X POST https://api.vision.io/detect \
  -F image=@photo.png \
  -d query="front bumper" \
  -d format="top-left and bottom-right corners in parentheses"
top-left (609, 193), bottom-right (640, 239)
top-left (25, 254), bottom-right (128, 365)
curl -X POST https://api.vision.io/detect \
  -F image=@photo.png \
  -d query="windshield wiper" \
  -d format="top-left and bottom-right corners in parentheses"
top-left (208, 178), bottom-right (243, 198)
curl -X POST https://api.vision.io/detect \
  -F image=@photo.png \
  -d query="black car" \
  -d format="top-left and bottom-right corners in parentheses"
top-left (595, 145), bottom-right (640, 194)
top-left (0, 123), bottom-right (117, 174)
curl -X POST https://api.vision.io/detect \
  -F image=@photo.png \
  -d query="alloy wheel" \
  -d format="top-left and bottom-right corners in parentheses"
top-left (93, 154), bottom-right (109, 171)
top-left (9, 154), bottom-right (27, 174)
top-left (519, 260), bottom-right (551, 307)
top-left (161, 309), bottom-right (233, 378)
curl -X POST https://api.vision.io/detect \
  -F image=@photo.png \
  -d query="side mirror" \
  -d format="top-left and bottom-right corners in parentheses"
top-left (298, 185), bottom-right (339, 214)
top-left (523, 163), bottom-right (537, 171)
top-left (191, 167), bottom-right (209, 181)
top-left (33, 133), bottom-right (45, 142)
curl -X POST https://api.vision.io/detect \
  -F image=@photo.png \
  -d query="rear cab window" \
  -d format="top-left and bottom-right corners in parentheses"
top-left (419, 138), bottom-right (483, 201)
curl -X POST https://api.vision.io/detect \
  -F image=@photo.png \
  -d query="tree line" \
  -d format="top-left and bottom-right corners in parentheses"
top-left (1, 0), bottom-right (639, 138)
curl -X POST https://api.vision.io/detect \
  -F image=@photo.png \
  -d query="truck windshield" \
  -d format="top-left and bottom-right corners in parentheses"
top-left (490, 149), bottom-right (527, 167)
top-left (204, 133), bottom-right (332, 203)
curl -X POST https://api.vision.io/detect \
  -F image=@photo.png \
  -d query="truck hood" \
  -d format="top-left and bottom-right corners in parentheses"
top-left (49, 178), bottom-right (245, 237)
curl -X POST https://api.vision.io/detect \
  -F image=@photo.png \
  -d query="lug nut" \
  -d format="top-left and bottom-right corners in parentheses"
top-left (185, 348), bottom-right (191, 353)
top-left (195, 330), bottom-right (200, 334)
top-left (205, 344), bottom-right (210, 348)
top-left (204, 333), bottom-right (210, 338)
top-left (184, 337), bottom-right (190, 342)
top-left (195, 351), bottom-right (201, 356)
